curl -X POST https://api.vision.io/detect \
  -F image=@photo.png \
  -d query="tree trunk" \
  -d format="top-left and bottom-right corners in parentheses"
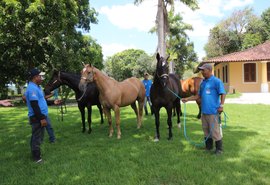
top-left (156, 0), bottom-right (166, 57)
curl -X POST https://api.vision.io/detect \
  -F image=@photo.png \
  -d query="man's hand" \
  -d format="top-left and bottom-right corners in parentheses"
top-left (0, 99), bottom-right (13, 107)
top-left (54, 99), bottom-right (62, 105)
top-left (217, 106), bottom-right (223, 113)
top-left (182, 98), bottom-right (188, 103)
top-left (40, 119), bottom-right (47, 127)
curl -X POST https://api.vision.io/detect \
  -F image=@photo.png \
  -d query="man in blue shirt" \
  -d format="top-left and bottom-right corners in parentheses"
top-left (25, 68), bottom-right (55, 163)
top-left (142, 72), bottom-right (153, 115)
top-left (182, 64), bottom-right (226, 155)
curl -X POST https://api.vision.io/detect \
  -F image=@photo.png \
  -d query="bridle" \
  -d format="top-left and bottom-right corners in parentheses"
top-left (80, 66), bottom-right (94, 83)
top-left (51, 71), bottom-right (62, 85)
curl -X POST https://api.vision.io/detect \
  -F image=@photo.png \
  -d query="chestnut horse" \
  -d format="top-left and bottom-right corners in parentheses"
top-left (79, 64), bottom-right (145, 139)
top-left (180, 77), bottom-right (202, 119)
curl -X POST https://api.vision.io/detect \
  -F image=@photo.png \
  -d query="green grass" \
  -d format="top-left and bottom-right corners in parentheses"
top-left (0, 104), bottom-right (269, 185)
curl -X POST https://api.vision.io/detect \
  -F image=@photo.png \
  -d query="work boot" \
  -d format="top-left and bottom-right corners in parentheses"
top-left (215, 140), bottom-right (223, 155)
top-left (205, 137), bottom-right (213, 151)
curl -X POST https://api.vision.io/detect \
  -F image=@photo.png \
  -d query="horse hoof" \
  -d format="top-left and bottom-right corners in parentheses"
top-left (82, 129), bottom-right (86, 133)
top-left (167, 137), bottom-right (173, 140)
top-left (177, 123), bottom-right (181, 129)
top-left (154, 138), bottom-right (159, 142)
top-left (117, 135), bottom-right (121, 139)
top-left (88, 129), bottom-right (92, 134)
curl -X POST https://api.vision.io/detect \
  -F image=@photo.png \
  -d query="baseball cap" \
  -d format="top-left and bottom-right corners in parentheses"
top-left (28, 68), bottom-right (45, 79)
top-left (198, 63), bottom-right (212, 71)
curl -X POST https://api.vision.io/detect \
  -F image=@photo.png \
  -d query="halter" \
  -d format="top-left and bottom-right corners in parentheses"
top-left (156, 72), bottom-right (169, 80)
top-left (80, 66), bottom-right (94, 83)
top-left (51, 71), bottom-right (62, 85)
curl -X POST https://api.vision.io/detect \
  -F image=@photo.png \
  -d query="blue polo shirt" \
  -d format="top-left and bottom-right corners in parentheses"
top-left (199, 75), bottom-right (226, 115)
top-left (142, 79), bottom-right (152, 97)
top-left (25, 82), bottom-right (48, 117)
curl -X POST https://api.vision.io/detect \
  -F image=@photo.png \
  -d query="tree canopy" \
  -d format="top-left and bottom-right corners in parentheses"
top-left (0, 0), bottom-right (102, 98)
top-left (104, 49), bottom-right (155, 81)
top-left (204, 7), bottom-right (270, 59)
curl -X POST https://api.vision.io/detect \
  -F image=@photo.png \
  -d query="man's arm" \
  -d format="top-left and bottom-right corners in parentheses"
top-left (218, 94), bottom-right (226, 113)
top-left (182, 94), bottom-right (200, 103)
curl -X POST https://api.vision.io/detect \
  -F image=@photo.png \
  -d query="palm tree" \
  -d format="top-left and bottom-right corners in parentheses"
top-left (134, 0), bottom-right (198, 72)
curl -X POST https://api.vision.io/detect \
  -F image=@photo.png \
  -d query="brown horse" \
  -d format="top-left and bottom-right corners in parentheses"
top-left (79, 64), bottom-right (145, 139)
top-left (180, 77), bottom-right (203, 119)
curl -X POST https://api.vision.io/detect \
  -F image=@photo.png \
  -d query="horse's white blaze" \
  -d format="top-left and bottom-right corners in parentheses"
top-left (178, 123), bottom-right (181, 129)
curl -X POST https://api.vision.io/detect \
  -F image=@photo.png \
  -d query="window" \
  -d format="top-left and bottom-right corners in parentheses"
top-left (244, 63), bottom-right (256, 82)
top-left (222, 65), bottom-right (228, 83)
top-left (267, 62), bottom-right (270, 82)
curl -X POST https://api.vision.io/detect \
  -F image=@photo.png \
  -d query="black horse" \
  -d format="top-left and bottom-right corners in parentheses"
top-left (44, 71), bottom-right (104, 133)
top-left (150, 53), bottom-right (181, 141)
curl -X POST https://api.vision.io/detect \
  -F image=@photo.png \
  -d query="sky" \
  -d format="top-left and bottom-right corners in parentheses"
top-left (88, 0), bottom-right (270, 60)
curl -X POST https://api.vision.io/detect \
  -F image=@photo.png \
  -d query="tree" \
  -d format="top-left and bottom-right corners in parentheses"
top-left (166, 11), bottom-right (198, 78)
top-left (204, 7), bottom-right (262, 58)
top-left (104, 49), bottom-right (155, 81)
top-left (134, 0), bottom-right (198, 72)
top-left (0, 0), bottom-right (100, 98)
top-left (261, 8), bottom-right (270, 40)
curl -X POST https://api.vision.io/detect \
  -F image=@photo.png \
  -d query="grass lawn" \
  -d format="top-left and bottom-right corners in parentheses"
top-left (0, 103), bottom-right (269, 185)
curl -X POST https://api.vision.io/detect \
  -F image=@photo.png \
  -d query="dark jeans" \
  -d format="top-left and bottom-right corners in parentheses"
top-left (45, 117), bottom-right (55, 142)
top-left (30, 119), bottom-right (45, 156)
top-left (144, 96), bottom-right (153, 115)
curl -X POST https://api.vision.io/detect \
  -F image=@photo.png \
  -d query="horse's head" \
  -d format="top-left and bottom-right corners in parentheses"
top-left (155, 53), bottom-right (169, 87)
top-left (44, 70), bottom-right (62, 95)
top-left (79, 64), bottom-right (95, 92)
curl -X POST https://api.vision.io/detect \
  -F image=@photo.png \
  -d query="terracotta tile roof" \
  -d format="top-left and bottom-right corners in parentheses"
top-left (203, 40), bottom-right (270, 63)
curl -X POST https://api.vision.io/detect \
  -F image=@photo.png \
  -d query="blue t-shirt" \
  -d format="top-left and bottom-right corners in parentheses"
top-left (142, 79), bottom-right (152, 97)
top-left (198, 75), bottom-right (226, 115)
top-left (25, 82), bottom-right (48, 117)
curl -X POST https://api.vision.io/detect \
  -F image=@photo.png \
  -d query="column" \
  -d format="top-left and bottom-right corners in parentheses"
top-left (261, 61), bottom-right (268, 93)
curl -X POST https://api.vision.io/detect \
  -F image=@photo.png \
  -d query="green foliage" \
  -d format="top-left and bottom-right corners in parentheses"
top-left (104, 49), bottom-right (155, 81)
top-left (0, 104), bottom-right (270, 184)
top-left (261, 8), bottom-right (270, 40)
top-left (205, 7), bottom-right (270, 59)
top-left (0, 0), bottom-right (101, 98)
top-left (166, 11), bottom-right (198, 78)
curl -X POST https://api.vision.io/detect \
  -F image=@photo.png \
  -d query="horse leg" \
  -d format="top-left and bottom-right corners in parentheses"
top-left (165, 106), bottom-right (173, 140)
top-left (153, 106), bottom-right (161, 142)
top-left (138, 99), bottom-right (144, 128)
top-left (114, 106), bottom-right (121, 139)
top-left (130, 103), bottom-right (139, 128)
top-left (175, 99), bottom-right (181, 128)
top-left (87, 104), bottom-right (92, 134)
top-left (97, 103), bottom-right (104, 124)
top-left (78, 105), bottom-right (86, 133)
top-left (196, 100), bottom-right (201, 119)
top-left (104, 107), bottom-right (113, 137)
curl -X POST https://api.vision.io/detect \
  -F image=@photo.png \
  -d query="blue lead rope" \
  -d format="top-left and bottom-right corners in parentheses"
top-left (183, 103), bottom-right (228, 147)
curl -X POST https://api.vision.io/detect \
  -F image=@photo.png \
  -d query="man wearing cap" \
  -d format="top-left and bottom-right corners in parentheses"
top-left (142, 72), bottom-right (153, 115)
top-left (25, 68), bottom-right (55, 163)
top-left (182, 63), bottom-right (226, 155)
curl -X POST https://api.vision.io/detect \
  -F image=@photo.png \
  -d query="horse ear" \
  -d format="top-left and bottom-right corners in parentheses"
top-left (166, 54), bottom-right (170, 62)
top-left (156, 53), bottom-right (160, 61)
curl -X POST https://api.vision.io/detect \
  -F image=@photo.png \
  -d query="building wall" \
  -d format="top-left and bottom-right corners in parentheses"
top-left (215, 62), bottom-right (265, 93)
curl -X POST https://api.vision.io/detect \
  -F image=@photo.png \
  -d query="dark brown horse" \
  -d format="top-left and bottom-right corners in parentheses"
top-left (180, 77), bottom-right (202, 119)
top-left (44, 71), bottom-right (104, 133)
top-left (79, 64), bottom-right (145, 139)
top-left (150, 53), bottom-right (181, 141)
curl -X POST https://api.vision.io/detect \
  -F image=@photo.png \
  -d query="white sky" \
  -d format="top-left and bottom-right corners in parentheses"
top-left (89, 0), bottom-right (270, 60)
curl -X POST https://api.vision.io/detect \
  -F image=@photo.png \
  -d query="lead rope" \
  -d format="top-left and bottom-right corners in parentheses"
top-left (166, 87), bottom-right (228, 147)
